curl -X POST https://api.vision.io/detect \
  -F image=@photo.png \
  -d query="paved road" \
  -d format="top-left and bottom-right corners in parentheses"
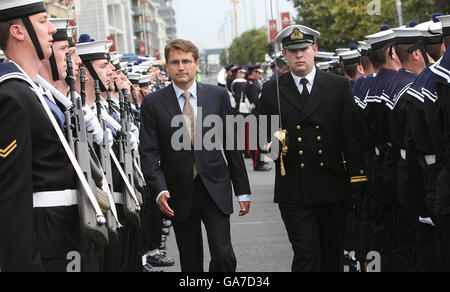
top-left (160, 73), bottom-right (293, 272)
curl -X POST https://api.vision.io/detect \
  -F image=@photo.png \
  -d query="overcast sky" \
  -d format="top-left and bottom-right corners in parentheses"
top-left (172, 0), bottom-right (298, 50)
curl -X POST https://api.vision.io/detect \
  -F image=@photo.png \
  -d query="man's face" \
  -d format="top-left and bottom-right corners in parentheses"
top-left (91, 59), bottom-right (113, 90)
top-left (69, 47), bottom-right (82, 81)
top-left (29, 12), bottom-right (56, 59)
top-left (111, 69), bottom-right (123, 90)
top-left (52, 40), bottom-right (69, 80)
top-left (140, 85), bottom-right (150, 97)
top-left (167, 49), bottom-right (199, 87)
top-left (132, 83), bottom-right (143, 101)
top-left (283, 45), bottom-right (318, 77)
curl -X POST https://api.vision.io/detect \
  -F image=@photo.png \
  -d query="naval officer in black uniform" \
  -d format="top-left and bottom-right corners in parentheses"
top-left (258, 25), bottom-right (367, 272)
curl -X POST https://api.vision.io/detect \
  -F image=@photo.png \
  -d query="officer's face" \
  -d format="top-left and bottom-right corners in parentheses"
top-left (283, 44), bottom-right (318, 77)
top-left (91, 59), bottom-right (113, 90)
top-left (29, 12), bottom-right (57, 59)
top-left (167, 49), bottom-right (199, 88)
top-left (52, 41), bottom-right (69, 80)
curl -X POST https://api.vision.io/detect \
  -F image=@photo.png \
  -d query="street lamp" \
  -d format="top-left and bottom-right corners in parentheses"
top-left (231, 0), bottom-right (239, 39)
top-left (396, 0), bottom-right (404, 26)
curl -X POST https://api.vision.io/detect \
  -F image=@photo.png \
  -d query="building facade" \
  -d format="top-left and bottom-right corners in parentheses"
top-left (74, 0), bottom-right (135, 54)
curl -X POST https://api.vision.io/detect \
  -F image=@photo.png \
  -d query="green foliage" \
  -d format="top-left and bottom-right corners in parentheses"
top-left (289, 0), bottom-right (450, 51)
top-left (228, 29), bottom-right (268, 65)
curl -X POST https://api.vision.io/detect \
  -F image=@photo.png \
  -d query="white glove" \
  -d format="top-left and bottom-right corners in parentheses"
top-left (129, 123), bottom-right (139, 151)
top-left (83, 106), bottom-right (104, 145)
top-left (419, 217), bottom-right (435, 227)
top-left (106, 128), bottom-right (114, 149)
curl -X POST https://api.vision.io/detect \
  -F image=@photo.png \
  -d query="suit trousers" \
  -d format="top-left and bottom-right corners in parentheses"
top-left (172, 177), bottom-right (237, 272)
top-left (279, 202), bottom-right (345, 272)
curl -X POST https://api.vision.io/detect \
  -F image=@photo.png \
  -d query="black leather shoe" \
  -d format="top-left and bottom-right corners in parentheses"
top-left (146, 254), bottom-right (175, 267)
top-left (254, 165), bottom-right (272, 171)
top-left (142, 263), bottom-right (164, 272)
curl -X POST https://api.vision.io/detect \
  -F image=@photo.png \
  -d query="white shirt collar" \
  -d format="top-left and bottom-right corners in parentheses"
top-left (291, 66), bottom-right (317, 88)
top-left (173, 81), bottom-right (197, 100)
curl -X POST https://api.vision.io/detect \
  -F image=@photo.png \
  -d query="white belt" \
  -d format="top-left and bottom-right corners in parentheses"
top-left (375, 147), bottom-right (380, 156)
top-left (425, 154), bottom-right (437, 166)
top-left (33, 190), bottom-right (78, 208)
top-left (400, 149), bottom-right (406, 160)
top-left (386, 142), bottom-right (393, 147)
top-left (113, 192), bottom-right (124, 205)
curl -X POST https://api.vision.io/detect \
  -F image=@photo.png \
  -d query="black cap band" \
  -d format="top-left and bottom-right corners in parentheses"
top-left (443, 27), bottom-right (450, 37)
top-left (49, 49), bottom-right (60, 81)
top-left (342, 57), bottom-right (361, 65)
top-left (53, 29), bottom-right (68, 42)
top-left (0, 2), bottom-right (46, 22)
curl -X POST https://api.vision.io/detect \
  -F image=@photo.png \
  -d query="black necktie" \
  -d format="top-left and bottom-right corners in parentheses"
top-left (300, 78), bottom-right (310, 105)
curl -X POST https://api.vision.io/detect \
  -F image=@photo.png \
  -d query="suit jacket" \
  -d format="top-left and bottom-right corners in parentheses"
top-left (258, 69), bottom-right (367, 207)
top-left (140, 82), bottom-right (251, 221)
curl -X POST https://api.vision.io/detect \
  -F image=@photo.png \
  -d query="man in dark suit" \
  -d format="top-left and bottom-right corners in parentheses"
top-left (259, 25), bottom-right (367, 272)
top-left (139, 39), bottom-right (251, 272)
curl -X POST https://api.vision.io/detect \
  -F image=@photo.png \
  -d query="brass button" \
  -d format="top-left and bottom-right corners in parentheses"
top-left (300, 163), bottom-right (305, 168)
top-left (320, 163), bottom-right (325, 167)
top-left (299, 150), bottom-right (304, 156)
top-left (317, 136), bottom-right (322, 141)
top-left (298, 137), bottom-right (303, 143)
top-left (318, 150), bottom-right (323, 155)
top-left (316, 126), bottom-right (320, 130)
top-left (297, 125), bottom-right (301, 130)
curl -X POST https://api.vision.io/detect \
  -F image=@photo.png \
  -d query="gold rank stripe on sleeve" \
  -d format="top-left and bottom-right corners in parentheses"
top-left (350, 176), bottom-right (368, 183)
top-left (0, 140), bottom-right (17, 158)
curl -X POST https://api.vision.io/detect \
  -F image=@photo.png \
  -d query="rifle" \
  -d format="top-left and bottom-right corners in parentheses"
top-left (95, 81), bottom-right (121, 243)
top-left (123, 89), bottom-right (146, 195)
top-left (66, 53), bottom-right (109, 247)
top-left (116, 91), bottom-right (141, 227)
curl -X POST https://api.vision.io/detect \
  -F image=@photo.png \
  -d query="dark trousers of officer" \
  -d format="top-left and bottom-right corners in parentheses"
top-left (172, 177), bottom-right (237, 272)
top-left (279, 202), bottom-right (345, 272)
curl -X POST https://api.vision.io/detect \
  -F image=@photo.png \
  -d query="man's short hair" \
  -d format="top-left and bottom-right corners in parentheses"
top-left (165, 39), bottom-right (199, 62)
top-left (444, 35), bottom-right (450, 50)
top-left (343, 63), bottom-right (359, 80)
top-left (394, 44), bottom-right (413, 65)
top-left (369, 45), bottom-right (390, 69)
top-left (424, 43), bottom-right (443, 61)
top-left (0, 19), bottom-right (23, 50)
top-left (360, 55), bottom-right (372, 72)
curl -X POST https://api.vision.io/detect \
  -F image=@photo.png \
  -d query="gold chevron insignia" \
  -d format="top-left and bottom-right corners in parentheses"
top-left (0, 140), bottom-right (18, 158)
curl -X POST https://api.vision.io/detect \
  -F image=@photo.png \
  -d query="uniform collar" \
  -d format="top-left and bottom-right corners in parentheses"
top-left (291, 66), bottom-right (317, 87)
top-left (173, 81), bottom-right (197, 100)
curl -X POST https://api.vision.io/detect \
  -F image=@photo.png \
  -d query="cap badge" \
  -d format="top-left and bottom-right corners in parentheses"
top-left (290, 28), bottom-right (304, 40)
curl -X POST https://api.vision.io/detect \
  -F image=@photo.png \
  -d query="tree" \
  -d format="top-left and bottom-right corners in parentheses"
top-left (288, 0), bottom-right (450, 51)
top-left (227, 28), bottom-right (268, 65)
